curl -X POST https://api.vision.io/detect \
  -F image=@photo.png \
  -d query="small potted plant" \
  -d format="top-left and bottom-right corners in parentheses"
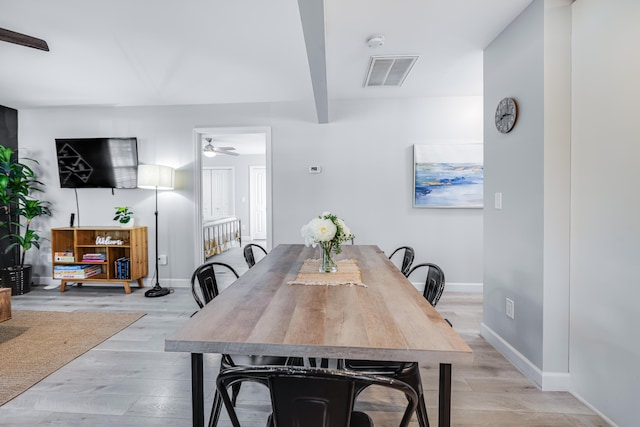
top-left (0, 145), bottom-right (52, 295)
top-left (113, 207), bottom-right (134, 227)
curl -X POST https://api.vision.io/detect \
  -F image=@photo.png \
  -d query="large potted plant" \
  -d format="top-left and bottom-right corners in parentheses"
top-left (0, 145), bottom-right (52, 295)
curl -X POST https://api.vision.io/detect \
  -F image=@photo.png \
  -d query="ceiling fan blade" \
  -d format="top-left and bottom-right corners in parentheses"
top-left (217, 150), bottom-right (239, 156)
top-left (215, 147), bottom-right (236, 151)
top-left (0, 28), bottom-right (49, 51)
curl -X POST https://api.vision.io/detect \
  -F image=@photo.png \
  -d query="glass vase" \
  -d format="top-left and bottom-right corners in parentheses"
top-left (320, 243), bottom-right (337, 273)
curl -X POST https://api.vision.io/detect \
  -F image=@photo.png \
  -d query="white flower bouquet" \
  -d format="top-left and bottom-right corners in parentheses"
top-left (301, 211), bottom-right (354, 272)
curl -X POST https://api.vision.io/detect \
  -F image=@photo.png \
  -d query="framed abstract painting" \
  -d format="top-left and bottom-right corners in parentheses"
top-left (413, 144), bottom-right (483, 208)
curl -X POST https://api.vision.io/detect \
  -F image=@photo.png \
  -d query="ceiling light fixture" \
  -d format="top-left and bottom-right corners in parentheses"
top-left (366, 34), bottom-right (385, 48)
top-left (203, 138), bottom-right (217, 157)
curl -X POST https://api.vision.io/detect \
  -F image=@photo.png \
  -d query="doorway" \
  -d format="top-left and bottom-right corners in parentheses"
top-left (193, 126), bottom-right (272, 265)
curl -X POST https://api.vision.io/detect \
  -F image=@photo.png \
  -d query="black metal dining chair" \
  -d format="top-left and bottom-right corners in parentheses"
top-left (191, 261), bottom-right (237, 309)
top-left (388, 246), bottom-right (415, 277)
top-left (338, 261), bottom-right (448, 427)
top-left (243, 243), bottom-right (268, 268)
top-left (407, 262), bottom-right (451, 326)
top-left (190, 261), bottom-right (292, 427)
top-left (407, 262), bottom-right (445, 307)
top-left (339, 359), bottom-right (430, 427)
top-left (216, 366), bottom-right (418, 427)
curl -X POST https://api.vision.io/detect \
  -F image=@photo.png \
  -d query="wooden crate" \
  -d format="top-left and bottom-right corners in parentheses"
top-left (0, 287), bottom-right (11, 322)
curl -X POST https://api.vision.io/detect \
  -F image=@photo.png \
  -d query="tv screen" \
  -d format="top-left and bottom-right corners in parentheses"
top-left (55, 137), bottom-right (139, 189)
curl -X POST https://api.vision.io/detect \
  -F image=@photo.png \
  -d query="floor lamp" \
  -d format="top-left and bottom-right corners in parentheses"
top-left (138, 164), bottom-right (175, 298)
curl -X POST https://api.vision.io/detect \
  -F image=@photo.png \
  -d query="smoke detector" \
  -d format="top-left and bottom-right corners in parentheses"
top-left (366, 34), bottom-right (385, 48)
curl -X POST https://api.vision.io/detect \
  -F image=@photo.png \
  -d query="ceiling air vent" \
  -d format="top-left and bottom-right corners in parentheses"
top-left (363, 55), bottom-right (419, 87)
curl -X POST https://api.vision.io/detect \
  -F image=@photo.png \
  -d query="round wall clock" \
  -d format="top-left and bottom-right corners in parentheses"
top-left (495, 97), bottom-right (517, 133)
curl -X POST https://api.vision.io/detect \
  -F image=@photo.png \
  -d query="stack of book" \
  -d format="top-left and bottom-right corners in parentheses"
top-left (114, 257), bottom-right (130, 280)
top-left (53, 264), bottom-right (102, 279)
top-left (82, 253), bottom-right (106, 262)
top-left (54, 252), bottom-right (75, 262)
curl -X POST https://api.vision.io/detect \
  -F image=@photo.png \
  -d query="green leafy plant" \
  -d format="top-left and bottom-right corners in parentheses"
top-left (0, 145), bottom-right (52, 268)
top-left (113, 206), bottom-right (134, 225)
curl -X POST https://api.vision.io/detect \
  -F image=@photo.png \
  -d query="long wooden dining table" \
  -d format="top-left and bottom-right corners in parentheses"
top-left (165, 244), bottom-right (473, 427)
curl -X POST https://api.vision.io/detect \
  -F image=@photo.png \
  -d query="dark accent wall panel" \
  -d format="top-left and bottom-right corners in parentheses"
top-left (0, 105), bottom-right (19, 267)
top-left (0, 105), bottom-right (18, 150)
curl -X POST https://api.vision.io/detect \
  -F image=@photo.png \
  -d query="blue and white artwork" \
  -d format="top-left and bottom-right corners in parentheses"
top-left (413, 144), bottom-right (483, 208)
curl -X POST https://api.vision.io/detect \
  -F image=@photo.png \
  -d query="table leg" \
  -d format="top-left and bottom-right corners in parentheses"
top-left (438, 363), bottom-right (452, 427)
top-left (191, 353), bottom-right (204, 427)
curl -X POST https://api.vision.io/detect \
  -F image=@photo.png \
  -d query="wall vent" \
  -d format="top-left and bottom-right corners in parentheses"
top-left (363, 55), bottom-right (419, 87)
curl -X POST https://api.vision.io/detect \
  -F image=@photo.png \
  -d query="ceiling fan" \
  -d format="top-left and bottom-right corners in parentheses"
top-left (203, 138), bottom-right (239, 157)
top-left (0, 27), bottom-right (49, 51)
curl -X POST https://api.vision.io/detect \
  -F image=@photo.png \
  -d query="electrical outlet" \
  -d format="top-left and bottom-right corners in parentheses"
top-left (506, 298), bottom-right (515, 319)
top-left (158, 254), bottom-right (168, 265)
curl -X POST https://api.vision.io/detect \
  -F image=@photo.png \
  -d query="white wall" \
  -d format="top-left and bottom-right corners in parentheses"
top-left (484, 0), bottom-right (638, 424)
top-left (482, 0), bottom-right (572, 390)
top-left (542, 0), bottom-right (572, 384)
top-left (483, 0), bottom-right (546, 369)
top-left (18, 96), bottom-right (484, 289)
top-left (271, 98), bottom-right (484, 289)
top-left (571, 1), bottom-right (640, 426)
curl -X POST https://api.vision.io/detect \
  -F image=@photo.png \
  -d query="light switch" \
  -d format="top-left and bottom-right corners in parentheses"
top-left (494, 192), bottom-right (502, 210)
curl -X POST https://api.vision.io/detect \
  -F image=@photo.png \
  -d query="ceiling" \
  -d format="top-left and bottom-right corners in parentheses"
top-left (0, 0), bottom-right (532, 122)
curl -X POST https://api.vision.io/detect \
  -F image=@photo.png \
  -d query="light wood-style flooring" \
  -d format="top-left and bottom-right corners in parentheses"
top-left (0, 246), bottom-right (608, 426)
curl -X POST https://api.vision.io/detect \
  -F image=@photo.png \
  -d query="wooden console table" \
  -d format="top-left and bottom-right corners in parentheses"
top-left (51, 227), bottom-right (148, 294)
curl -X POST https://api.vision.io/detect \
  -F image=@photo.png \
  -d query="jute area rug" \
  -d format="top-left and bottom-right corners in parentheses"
top-left (0, 310), bottom-right (144, 406)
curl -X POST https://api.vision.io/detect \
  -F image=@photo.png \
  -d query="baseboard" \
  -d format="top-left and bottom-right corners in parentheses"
top-left (410, 281), bottom-right (483, 293)
top-left (569, 391), bottom-right (619, 427)
top-left (35, 275), bottom-right (56, 287)
top-left (446, 282), bottom-right (483, 293)
top-left (37, 275), bottom-right (481, 293)
top-left (160, 278), bottom-right (190, 288)
top-left (480, 322), bottom-right (571, 391)
top-left (34, 276), bottom-right (191, 289)
top-left (540, 371), bottom-right (572, 392)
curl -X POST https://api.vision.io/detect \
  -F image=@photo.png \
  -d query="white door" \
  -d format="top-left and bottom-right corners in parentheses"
top-left (249, 166), bottom-right (267, 240)
top-left (203, 167), bottom-right (234, 220)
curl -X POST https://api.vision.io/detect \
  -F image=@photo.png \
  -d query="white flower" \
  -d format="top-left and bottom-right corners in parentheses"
top-left (301, 217), bottom-right (337, 246)
top-left (336, 218), bottom-right (352, 239)
top-left (301, 211), bottom-right (354, 254)
top-left (310, 217), bottom-right (337, 242)
top-left (301, 223), bottom-right (316, 247)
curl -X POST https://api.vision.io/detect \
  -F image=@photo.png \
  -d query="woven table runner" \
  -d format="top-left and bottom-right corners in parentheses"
top-left (287, 258), bottom-right (367, 287)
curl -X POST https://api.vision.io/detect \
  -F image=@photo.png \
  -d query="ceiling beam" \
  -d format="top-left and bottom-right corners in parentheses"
top-left (297, 0), bottom-right (329, 124)
top-left (0, 28), bottom-right (49, 51)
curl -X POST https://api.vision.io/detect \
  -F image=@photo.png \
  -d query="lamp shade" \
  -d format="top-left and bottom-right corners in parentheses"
top-left (137, 164), bottom-right (175, 190)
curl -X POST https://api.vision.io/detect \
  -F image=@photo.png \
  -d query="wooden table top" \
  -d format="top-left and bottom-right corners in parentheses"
top-left (165, 244), bottom-right (473, 364)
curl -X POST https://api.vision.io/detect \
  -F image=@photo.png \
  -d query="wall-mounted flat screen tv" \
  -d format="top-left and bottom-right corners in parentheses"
top-left (55, 137), bottom-right (139, 189)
